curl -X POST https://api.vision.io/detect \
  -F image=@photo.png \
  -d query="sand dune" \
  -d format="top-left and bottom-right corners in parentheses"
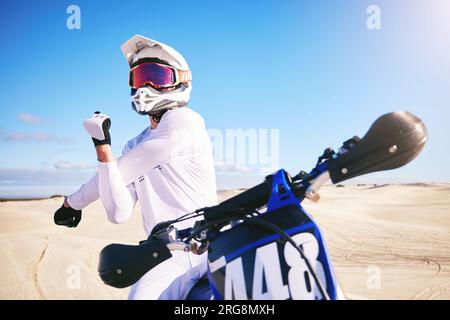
top-left (0, 184), bottom-right (449, 300)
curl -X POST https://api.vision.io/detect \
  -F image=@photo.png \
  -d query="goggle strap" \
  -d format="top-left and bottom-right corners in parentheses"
top-left (178, 70), bottom-right (192, 83)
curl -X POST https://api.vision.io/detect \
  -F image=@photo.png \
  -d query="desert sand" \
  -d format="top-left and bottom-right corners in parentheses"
top-left (0, 184), bottom-right (449, 300)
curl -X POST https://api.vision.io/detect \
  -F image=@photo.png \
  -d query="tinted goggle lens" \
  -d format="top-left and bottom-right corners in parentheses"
top-left (130, 62), bottom-right (175, 89)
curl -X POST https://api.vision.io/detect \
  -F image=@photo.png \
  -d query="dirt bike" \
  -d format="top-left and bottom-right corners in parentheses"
top-left (97, 111), bottom-right (427, 300)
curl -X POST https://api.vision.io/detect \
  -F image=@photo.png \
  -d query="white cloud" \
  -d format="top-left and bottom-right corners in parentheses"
top-left (216, 174), bottom-right (264, 190)
top-left (0, 131), bottom-right (74, 144)
top-left (53, 161), bottom-right (94, 170)
top-left (0, 166), bottom-right (94, 187)
top-left (17, 113), bottom-right (43, 124)
top-left (214, 161), bottom-right (255, 174)
top-left (0, 166), bottom-right (95, 198)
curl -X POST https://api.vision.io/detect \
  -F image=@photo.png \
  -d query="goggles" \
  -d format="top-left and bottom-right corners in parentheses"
top-left (129, 60), bottom-right (191, 90)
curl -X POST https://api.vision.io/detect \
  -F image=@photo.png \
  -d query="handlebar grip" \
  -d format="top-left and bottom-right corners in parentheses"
top-left (204, 180), bottom-right (272, 223)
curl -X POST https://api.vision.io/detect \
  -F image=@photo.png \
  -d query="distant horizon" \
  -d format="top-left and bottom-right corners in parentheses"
top-left (1, 181), bottom-right (449, 200)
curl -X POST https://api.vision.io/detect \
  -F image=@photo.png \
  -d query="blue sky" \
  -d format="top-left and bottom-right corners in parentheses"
top-left (0, 0), bottom-right (449, 197)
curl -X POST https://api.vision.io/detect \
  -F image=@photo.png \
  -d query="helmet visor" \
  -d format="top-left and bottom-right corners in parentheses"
top-left (130, 62), bottom-right (176, 89)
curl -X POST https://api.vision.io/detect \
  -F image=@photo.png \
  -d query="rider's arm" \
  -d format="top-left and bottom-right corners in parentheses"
top-left (65, 174), bottom-right (99, 210)
top-left (97, 156), bottom-right (138, 224)
top-left (65, 173), bottom-right (138, 212)
top-left (56, 113), bottom-right (143, 227)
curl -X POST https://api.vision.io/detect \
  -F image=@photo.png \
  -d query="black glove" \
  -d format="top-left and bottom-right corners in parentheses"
top-left (54, 204), bottom-right (82, 228)
top-left (93, 116), bottom-right (111, 146)
top-left (82, 111), bottom-right (111, 147)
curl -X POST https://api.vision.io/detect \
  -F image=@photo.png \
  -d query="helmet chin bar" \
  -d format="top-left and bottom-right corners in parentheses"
top-left (132, 99), bottom-right (187, 116)
top-left (130, 84), bottom-right (190, 116)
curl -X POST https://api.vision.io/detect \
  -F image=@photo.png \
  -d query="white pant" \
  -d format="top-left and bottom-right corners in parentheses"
top-left (128, 251), bottom-right (208, 300)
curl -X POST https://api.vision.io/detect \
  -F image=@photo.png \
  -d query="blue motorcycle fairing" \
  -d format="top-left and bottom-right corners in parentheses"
top-left (205, 169), bottom-right (338, 300)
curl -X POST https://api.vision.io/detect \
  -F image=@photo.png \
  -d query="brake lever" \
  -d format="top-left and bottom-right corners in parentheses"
top-left (305, 171), bottom-right (331, 202)
top-left (166, 240), bottom-right (209, 255)
top-left (190, 241), bottom-right (209, 255)
top-left (167, 241), bottom-right (193, 252)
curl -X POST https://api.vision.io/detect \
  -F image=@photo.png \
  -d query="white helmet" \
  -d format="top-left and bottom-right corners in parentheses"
top-left (121, 35), bottom-right (192, 115)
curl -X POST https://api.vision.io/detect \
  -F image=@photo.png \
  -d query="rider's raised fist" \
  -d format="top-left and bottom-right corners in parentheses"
top-left (83, 111), bottom-right (111, 146)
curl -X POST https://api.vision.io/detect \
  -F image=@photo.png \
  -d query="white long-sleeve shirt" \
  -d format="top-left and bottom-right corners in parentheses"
top-left (66, 107), bottom-right (218, 299)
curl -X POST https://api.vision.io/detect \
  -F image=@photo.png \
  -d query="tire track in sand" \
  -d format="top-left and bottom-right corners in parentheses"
top-left (31, 236), bottom-right (48, 299)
